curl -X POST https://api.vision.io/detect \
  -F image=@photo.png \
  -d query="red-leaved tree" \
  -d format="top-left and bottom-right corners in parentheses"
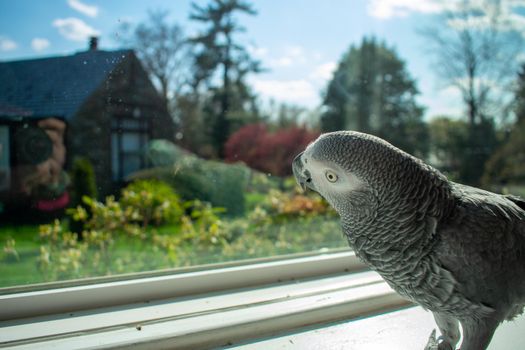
top-left (225, 124), bottom-right (320, 176)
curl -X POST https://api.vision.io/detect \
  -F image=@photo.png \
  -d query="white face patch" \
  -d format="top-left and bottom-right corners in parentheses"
top-left (301, 147), bottom-right (364, 201)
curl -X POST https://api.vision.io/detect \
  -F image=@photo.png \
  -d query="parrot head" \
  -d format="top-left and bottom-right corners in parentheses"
top-left (292, 131), bottom-right (377, 217)
top-left (292, 130), bottom-right (447, 222)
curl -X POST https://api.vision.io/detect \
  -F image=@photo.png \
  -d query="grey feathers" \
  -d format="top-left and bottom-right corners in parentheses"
top-left (292, 131), bottom-right (525, 350)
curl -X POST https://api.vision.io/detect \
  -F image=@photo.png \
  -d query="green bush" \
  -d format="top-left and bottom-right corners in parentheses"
top-left (69, 157), bottom-right (97, 235)
top-left (129, 154), bottom-right (250, 216)
top-left (245, 172), bottom-right (282, 193)
top-left (197, 159), bottom-right (249, 217)
top-left (146, 139), bottom-right (182, 167)
top-left (121, 180), bottom-right (184, 227)
top-left (35, 179), bottom-right (231, 281)
top-left (70, 157), bottom-right (97, 204)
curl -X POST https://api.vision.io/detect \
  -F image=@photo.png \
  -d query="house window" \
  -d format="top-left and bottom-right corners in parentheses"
top-left (111, 117), bottom-right (149, 181)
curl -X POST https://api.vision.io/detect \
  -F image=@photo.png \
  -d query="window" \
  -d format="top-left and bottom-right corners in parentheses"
top-left (1, 3), bottom-right (525, 350)
top-left (111, 116), bottom-right (150, 180)
top-left (0, 0), bottom-right (523, 302)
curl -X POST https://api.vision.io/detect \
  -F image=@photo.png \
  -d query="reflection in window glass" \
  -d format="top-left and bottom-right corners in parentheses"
top-left (0, 126), bottom-right (10, 192)
top-left (111, 133), bottom-right (119, 181)
top-left (1, 0), bottom-right (524, 290)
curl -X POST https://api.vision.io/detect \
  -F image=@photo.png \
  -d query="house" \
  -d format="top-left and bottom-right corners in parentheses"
top-left (0, 37), bottom-right (175, 215)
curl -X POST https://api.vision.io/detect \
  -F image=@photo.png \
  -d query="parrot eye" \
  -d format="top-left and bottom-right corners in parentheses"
top-left (325, 170), bottom-right (338, 183)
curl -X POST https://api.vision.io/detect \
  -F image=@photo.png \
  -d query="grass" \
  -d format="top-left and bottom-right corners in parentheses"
top-left (0, 216), bottom-right (346, 289)
top-left (0, 225), bottom-right (44, 286)
top-left (245, 192), bottom-right (268, 211)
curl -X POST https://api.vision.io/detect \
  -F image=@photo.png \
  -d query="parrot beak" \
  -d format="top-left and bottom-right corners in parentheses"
top-left (292, 152), bottom-right (310, 192)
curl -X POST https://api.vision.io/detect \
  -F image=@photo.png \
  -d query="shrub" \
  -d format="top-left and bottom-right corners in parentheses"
top-left (69, 157), bottom-right (97, 235)
top-left (121, 180), bottom-right (184, 227)
top-left (223, 124), bottom-right (266, 168)
top-left (37, 179), bottom-right (229, 281)
top-left (37, 220), bottom-right (87, 280)
top-left (146, 139), bottom-right (183, 167)
top-left (196, 159), bottom-right (249, 217)
top-left (225, 124), bottom-right (320, 177)
top-left (265, 189), bottom-right (335, 220)
top-left (129, 152), bottom-right (250, 216)
top-left (70, 157), bottom-right (97, 205)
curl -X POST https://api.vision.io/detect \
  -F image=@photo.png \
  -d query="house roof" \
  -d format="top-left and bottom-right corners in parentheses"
top-left (0, 49), bottom-right (132, 120)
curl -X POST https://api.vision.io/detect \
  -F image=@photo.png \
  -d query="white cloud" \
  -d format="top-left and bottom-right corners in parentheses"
top-left (516, 52), bottom-right (525, 63)
top-left (368, 0), bottom-right (525, 37)
top-left (285, 45), bottom-right (304, 57)
top-left (270, 56), bottom-right (293, 68)
top-left (251, 79), bottom-right (318, 107)
top-left (421, 85), bottom-right (463, 117)
top-left (0, 36), bottom-right (17, 51)
top-left (67, 0), bottom-right (99, 18)
top-left (269, 45), bottom-right (307, 68)
top-left (446, 1), bottom-right (525, 33)
top-left (367, 0), bottom-right (445, 19)
top-left (247, 45), bottom-right (268, 58)
top-left (31, 38), bottom-right (50, 52)
top-left (309, 62), bottom-right (337, 82)
top-left (52, 17), bottom-right (100, 42)
top-left (312, 52), bottom-right (324, 61)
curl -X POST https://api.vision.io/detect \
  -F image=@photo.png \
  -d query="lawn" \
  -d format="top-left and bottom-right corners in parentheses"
top-left (0, 225), bottom-right (45, 287)
top-left (0, 215), bottom-right (346, 289)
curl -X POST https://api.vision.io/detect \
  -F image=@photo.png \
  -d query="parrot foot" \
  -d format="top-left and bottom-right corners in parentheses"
top-left (423, 329), bottom-right (455, 350)
top-left (424, 329), bottom-right (439, 350)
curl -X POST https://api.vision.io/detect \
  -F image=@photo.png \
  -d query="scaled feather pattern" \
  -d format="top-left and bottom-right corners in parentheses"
top-left (292, 131), bottom-right (525, 350)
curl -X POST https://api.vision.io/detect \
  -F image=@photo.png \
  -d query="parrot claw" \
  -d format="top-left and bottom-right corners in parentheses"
top-left (424, 329), bottom-right (439, 350)
top-left (423, 329), bottom-right (455, 350)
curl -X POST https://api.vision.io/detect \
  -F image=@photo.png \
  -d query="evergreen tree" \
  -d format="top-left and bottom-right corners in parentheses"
top-left (190, 0), bottom-right (262, 158)
top-left (321, 37), bottom-right (428, 157)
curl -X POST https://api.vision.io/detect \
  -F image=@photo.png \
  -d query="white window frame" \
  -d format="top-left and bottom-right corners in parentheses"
top-left (0, 250), bottom-right (410, 349)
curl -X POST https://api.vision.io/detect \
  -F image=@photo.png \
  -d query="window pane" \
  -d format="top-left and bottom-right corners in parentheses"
top-left (122, 132), bottom-right (141, 152)
top-left (121, 119), bottom-right (142, 130)
top-left (122, 154), bottom-right (141, 178)
top-left (1, 1), bottom-right (523, 290)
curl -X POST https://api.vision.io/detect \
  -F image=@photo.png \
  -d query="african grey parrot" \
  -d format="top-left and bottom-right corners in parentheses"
top-left (292, 131), bottom-right (525, 350)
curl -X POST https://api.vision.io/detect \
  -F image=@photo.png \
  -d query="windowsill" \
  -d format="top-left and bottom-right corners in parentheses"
top-left (226, 306), bottom-right (525, 350)
top-left (0, 251), bottom-right (412, 349)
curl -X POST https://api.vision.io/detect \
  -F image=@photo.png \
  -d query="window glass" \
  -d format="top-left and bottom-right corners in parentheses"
top-left (122, 153), bottom-right (141, 178)
top-left (0, 1), bottom-right (523, 290)
top-left (111, 133), bottom-right (119, 181)
top-left (121, 132), bottom-right (141, 152)
top-left (0, 126), bottom-right (9, 192)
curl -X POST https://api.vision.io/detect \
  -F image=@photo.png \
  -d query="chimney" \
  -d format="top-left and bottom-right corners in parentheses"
top-left (89, 36), bottom-right (99, 51)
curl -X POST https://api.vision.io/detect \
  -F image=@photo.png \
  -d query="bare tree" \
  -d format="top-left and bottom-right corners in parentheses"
top-left (421, 0), bottom-right (524, 125)
top-left (118, 10), bottom-right (191, 113)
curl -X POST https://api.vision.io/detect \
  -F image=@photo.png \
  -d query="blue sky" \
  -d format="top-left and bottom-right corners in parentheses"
top-left (1, 0), bottom-right (524, 119)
